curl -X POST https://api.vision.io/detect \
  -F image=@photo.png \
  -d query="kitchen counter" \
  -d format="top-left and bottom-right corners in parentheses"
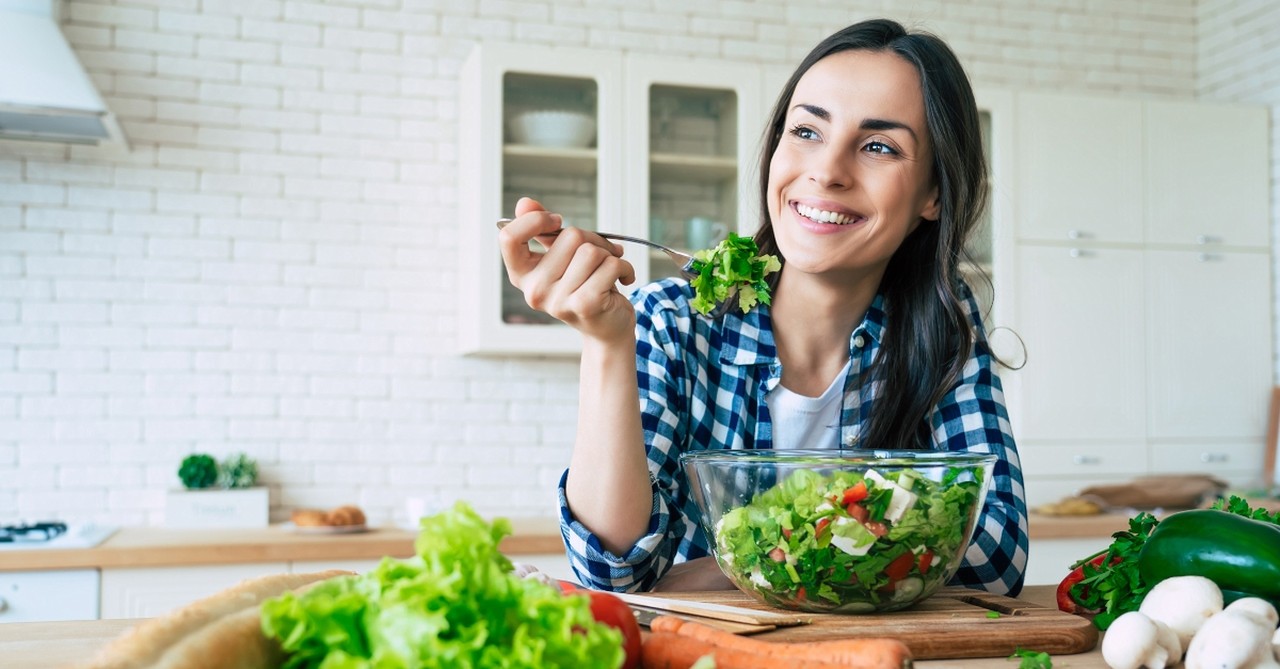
top-left (0, 513), bottom-right (1126, 572)
top-left (0, 519), bottom-right (565, 572)
top-left (0, 585), bottom-right (1106, 668)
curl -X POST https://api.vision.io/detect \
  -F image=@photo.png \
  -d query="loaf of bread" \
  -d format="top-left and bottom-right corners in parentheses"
top-left (291, 505), bottom-right (366, 527)
top-left (79, 569), bottom-right (351, 669)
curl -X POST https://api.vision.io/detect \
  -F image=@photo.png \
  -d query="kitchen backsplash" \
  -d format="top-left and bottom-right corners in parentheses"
top-left (1, 0), bottom-right (1276, 527)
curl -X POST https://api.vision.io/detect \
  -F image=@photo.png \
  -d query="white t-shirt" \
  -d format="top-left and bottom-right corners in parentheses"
top-left (765, 359), bottom-right (850, 450)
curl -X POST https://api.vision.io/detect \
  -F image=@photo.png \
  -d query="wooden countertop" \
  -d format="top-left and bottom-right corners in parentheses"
top-left (0, 585), bottom-right (1107, 668)
top-left (0, 513), bottom-right (1138, 572)
top-left (0, 518), bottom-right (565, 572)
top-left (1027, 510), bottom-right (1142, 540)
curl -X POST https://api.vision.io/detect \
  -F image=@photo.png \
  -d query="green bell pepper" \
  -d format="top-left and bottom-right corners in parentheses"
top-left (1137, 508), bottom-right (1280, 603)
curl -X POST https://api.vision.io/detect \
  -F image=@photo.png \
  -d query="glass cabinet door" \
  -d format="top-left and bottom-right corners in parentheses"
top-left (623, 57), bottom-right (763, 289)
top-left (458, 44), bottom-right (622, 356)
top-left (499, 72), bottom-right (601, 327)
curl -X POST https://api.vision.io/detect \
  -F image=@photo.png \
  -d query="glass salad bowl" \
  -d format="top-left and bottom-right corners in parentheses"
top-left (681, 449), bottom-right (995, 613)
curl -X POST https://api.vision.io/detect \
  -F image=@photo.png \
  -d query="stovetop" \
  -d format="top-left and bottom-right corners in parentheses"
top-left (0, 522), bottom-right (117, 550)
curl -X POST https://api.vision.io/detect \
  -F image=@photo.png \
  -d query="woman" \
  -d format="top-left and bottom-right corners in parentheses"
top-left (498, 18), bottom-right (1028, 596)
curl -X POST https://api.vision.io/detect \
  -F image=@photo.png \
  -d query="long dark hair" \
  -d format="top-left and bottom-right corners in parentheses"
top-left (753, 19), bottom-right (989, 450)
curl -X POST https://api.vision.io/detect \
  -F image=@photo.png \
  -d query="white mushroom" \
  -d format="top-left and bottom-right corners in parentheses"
top-left (1223, 596), bottom-right (1279, 628)
top-left (1184, 608), bottom-right (1280, 669)
top-left (1102, 611), bottom-right (1179, 669)
top-left (1138, 575), bottom-right (1223, 650)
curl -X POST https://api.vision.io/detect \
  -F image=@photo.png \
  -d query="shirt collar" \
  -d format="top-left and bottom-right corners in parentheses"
top-left (720, 292), bottom-right (888, 367)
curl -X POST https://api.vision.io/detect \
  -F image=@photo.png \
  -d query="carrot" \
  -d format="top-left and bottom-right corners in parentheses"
top-left (642, 616), bottom-right (913, 669)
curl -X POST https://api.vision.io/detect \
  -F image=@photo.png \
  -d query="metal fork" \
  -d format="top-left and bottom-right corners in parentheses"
top-left (495, 218), bottom-right (698, 280)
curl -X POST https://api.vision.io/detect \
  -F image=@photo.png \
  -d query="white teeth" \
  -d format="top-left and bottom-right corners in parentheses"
top-left (796, 204), bottom-right (855, 225)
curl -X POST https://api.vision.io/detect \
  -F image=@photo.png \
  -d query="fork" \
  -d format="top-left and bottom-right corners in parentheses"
top-left (495, 218), bottom-right (698, 280)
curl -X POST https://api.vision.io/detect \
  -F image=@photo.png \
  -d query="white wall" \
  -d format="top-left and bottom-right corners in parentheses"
top-left (2, 0), bottom-right (1250, 526)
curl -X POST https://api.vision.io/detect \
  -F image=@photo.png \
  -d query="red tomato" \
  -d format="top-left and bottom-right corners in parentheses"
top-left (846, 503), bottom-right (869, 523)
top-left (815, 517), bottom-right (832, 537)
top-left (842, 481), bottom-right (869, 505)
top-left (556, 581), bottom-right (642, 669)
top-left (918, 550), bottom-right (934, 573)
top-left (884, 552), bottom-right (915, 582)
top-left (863, 520), bottom-right (888, 538)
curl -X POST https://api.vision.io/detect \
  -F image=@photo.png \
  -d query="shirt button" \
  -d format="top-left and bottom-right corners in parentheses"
top-left (853, 335), bottom-right (865, 348)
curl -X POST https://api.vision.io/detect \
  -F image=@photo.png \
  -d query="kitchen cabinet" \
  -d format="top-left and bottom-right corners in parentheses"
top-left (458, 43), bottom-right (764, 356)
top-left (1007, 93), bottom-right (1273, 507)
top-left (1014, 92), bottom-right (1144, 245)
top-left (1143, 99), bottom-right (1270, 248)
top-left (0, 569), bottom-right (99, 622)
top-left (99, 562), bottom-right (288, 619)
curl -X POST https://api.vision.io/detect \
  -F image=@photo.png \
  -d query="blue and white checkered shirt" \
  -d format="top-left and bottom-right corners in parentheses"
top-left (557, 278), bottom-right (1029, 596)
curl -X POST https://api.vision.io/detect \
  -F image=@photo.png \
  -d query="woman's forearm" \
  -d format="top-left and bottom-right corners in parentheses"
top-left (564, 335), bottom-right (654, 556)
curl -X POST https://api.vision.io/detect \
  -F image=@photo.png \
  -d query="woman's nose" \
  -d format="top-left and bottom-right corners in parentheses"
top-left (806, 146), bottom-right (852, 189)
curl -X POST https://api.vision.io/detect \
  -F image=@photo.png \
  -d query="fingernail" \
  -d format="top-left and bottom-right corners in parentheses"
top-left (551, 214), bottom-right (563, 226)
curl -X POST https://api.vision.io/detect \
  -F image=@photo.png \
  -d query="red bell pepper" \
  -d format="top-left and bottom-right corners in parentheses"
top-left (1055, 554), bottom-right (1111, 614)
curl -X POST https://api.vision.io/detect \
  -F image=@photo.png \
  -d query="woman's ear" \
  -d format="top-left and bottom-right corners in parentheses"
top-left (920, 185), bottom-right (941, 223)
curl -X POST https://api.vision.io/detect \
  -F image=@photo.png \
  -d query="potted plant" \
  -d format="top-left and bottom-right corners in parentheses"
top-left (165, 452), bottom-right (269, 528)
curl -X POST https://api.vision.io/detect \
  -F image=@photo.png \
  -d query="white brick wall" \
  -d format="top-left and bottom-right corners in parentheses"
top-left (1196, 0), bottom-right (1280, 380)
top-left (1, 0), bottom-right (1247, 528)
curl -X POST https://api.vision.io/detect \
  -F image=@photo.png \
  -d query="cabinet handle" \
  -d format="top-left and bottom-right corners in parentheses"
top-left (1072, 455), bottom-right (1102, 465)
top-left (1066, 230), bottom-right (1090, 240)
top-left (1197, 253), bottom-right (1220, 262)
top-left (1201, 453), bottom-right (1229, 463)
top-left (1068, 248), bottom-right (1094, 259)
top-left (0, 597), bottom-right (7, 614)
top-left (1195, 235), bottom-right (1223, 244)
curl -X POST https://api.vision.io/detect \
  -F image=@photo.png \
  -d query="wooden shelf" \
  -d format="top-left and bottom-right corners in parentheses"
top-left (503, 144), bottom-right (597, 175)
top-left (650, 152), bottom-right (737, 181)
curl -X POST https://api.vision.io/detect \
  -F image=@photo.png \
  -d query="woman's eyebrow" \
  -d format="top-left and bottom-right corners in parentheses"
top-left (792, 104), bottom-right (918, 141)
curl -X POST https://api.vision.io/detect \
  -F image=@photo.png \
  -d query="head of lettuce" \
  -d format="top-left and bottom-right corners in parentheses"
top-left (260, 501), bottom-right (625, 668)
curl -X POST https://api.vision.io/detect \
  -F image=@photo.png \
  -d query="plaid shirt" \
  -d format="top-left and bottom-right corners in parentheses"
top-left (558, 278), bottom-right (1029, 596)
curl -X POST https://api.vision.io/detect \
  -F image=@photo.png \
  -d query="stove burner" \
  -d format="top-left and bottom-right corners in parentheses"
top-left (0, 521), bottom-right (68, 543)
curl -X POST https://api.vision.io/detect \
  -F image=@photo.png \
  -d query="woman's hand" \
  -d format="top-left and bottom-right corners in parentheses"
top-left (497, 196), bottom-right (637, 343)
top-left (650, 557), bottom-right (736, 592)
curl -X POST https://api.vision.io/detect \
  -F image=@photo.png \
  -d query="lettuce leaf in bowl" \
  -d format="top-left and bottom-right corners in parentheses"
top-left (261, 501), bottom-right (624, 669)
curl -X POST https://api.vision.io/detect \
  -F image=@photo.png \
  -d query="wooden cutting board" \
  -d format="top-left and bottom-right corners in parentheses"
top-left (644, 586), bottom-right (1098, 660)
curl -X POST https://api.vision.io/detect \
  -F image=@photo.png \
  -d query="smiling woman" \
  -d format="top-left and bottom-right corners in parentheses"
top-left (495, 18), bottom-right (1028, 600)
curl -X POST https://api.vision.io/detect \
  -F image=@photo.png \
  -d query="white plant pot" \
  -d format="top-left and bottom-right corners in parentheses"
top-left (165, 487), bottom-right (269, 528)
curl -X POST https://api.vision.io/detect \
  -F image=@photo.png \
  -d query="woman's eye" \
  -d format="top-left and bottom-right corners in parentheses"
top-left (788, 124), bottom-right (818, 141)
top-left (864, 141), bottom-right (898, 155)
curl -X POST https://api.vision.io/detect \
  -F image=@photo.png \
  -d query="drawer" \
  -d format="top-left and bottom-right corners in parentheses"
top-left (1019, 442), bottom-right (1148, 478)
top-left (1025, 538), bottom-right (1112, 586)
top-left (0, 569), bottom-right (99, 623)
top-left (1148, 440), bottom-right (1264, 476)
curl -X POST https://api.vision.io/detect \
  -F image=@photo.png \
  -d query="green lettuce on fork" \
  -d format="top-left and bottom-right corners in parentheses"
top-left (689, 232), bottom-right (781, 316)
top-left (260, 501), bottom-right (624, 669)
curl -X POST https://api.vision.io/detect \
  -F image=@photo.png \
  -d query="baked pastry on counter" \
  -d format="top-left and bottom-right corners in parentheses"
top-left (291, 505), bottom-right (366, 527)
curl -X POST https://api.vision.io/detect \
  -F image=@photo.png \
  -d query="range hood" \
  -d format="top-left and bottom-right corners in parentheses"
top-left (0, 0), bottom-right (126, 147)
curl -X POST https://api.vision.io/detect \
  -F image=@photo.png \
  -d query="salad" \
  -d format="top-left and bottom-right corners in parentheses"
top-left (688, 233), bottom-right (781, 316)
top-left (713, 465), bottom-right (985, 613)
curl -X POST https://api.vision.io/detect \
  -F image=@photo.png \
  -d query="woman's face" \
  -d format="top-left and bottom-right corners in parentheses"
top-left (767, 49), bottom-right (939, 281)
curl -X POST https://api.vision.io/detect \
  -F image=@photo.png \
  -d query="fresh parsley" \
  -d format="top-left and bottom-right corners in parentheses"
top-left (1067, 512), bottom-right (1157, 630)
top-left (688, 233), bottom-right (780, 315)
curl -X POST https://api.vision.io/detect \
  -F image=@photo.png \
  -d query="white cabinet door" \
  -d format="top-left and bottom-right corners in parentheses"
top-left (1026, 538), bottom-right (1112, 586)
top-left (1144, 100), bottom-right (1271, 248)
top-left (1145, 250), bottom-right (1272, 439)
top-left (1010, 245), bottom-right (1147, 441)
top-left (0, 569), bottom-right (99, 622)
top-left (100, 562), bottom-right (289, 619)
top-left (1015, 92), bottom-right (1144, 244)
